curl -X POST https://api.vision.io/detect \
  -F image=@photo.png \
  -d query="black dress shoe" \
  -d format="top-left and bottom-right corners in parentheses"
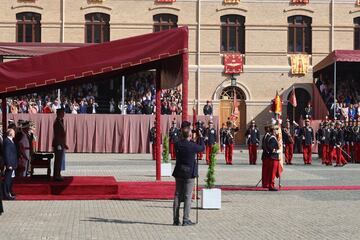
top-left (10, 192), bottom-right (16, 197)
top-left (5, 195), bottom-right (15, 200)
top-left (173, 220), bottom-right (180, 226)
top-left (268, 188), bottom-right (278, 191)
top-left (182, 220), bottom-right (196, 226)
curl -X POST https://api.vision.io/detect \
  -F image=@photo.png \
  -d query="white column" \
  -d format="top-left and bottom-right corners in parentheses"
top-left (197, 0), bottom-right (201, 112)
top-left (122, 76), bottom-right (125, 115)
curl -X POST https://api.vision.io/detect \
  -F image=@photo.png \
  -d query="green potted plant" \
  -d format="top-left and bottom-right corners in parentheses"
top-left (202, 144), bottom-right (221, 209)
top-left (161, 134), bottom-right (172, 177)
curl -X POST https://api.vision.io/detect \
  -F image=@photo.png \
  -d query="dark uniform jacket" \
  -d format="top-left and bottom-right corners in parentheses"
top-left (169, 127), bottom-right (180, 143)
top-left (149, 127), bottom-right (156, 144)
top-left (219, 127), bottom-right (226, 146)
top-left (205, 128), bottom-right (217, 145)
top-left (172, 138), bottom-right (205, 179)
top-left (300, 126), bottom-right (314, 145)
top-left (261, 133), bottom-right (270, 160)
top-left (203, 105), bottom-right (213, 116)
top-left (282, 127), bottom-right (294, 145)
top-left (354, 126), bottom-right (360, 143)
top-left (52, 118), bottom-right (66, 148)
top-left (263, 134), bottom-right (279, 161)
top-left (3, 137), bottom-right (18, 169)
top-left (245, 127), bottom-right (260, 145)
top-left (322, 127), bottom-right (331, 145)
top-left (316, 128), bottom-right (323, 143)
top-left (333, 129), bottom-right (344, 146)
top-left (223, 127), bottom-right (239, 145)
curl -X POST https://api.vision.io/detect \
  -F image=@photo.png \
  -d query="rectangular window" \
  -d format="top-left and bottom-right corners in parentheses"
top-left (220, 15), bottom-right (245, 53)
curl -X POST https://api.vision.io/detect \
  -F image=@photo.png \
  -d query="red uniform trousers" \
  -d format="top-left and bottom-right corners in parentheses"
top-left (284, 144), bottom-right (294, 164)
top-left (326, 146), bottom-right (337, 165)
top-left (322, 144), bottom-right (330, 165)
top-left (152, 144), bottom-right (157, 160)
top-left (336, 147), bottom-right (347, 166)
top-left (225, 144), bottom-right (234, 164)
top-left (261, 159), bottom-right (279, 189)
top-left (248, 144), bottom-right (257, 165)
top-left (206, 144), bottom-right (213, 164)
top-left (170, 142), bottom-right (176, 160)
top-left (302, 144), bottom-right (312, 164)
top-left (355, 143), bottom-right (360, 163)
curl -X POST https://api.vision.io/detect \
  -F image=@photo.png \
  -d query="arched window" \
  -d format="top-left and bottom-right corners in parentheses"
top-left (85, 13), bottom-right (110, 43)
top-left (153, 14), bottom-right (178, 32)
top-left (16, 12), bottom-right (41, 42)
top-left (354, 17), bottom-right (360, 50)
top-left (288, 15), bottom-right (312, 54)
top-left (220, 15), bottom-right (245, 53)
top-left (220, 86), bottom-right (246, 100)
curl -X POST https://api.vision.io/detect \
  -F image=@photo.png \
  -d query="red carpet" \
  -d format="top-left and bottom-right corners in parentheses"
top-left (10, 176), bottom-right (360, 201)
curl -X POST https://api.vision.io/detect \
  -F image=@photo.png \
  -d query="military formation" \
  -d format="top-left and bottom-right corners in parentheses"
top-left (150, 117), bottom-right (360, 169)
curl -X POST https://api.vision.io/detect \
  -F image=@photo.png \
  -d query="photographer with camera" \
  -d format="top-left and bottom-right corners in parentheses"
top-left (172, 121), bottom-right (205, 226)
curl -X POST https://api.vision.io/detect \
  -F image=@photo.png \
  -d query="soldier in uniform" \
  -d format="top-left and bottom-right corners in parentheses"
top-left (245, 120), bottom-right (260, 165)
top-left (353, 119), bottom-right (360, 163)
top-left (262, 122), bottom-right (280, 191)
top-left (321, 121), bottom-right (332, 165)
top-left (149, 121), bottom-right (157, 161)
top-left (333, 121), bottom-right (347, 167)
top-left (315, 122), bottom-right (324, 160)
top-left (219, 123), bottom-right (226, 153)
top-left (169, 120), bottom-right (180, 160)
top-left (293, 122), bottom-right (302, 153)
top-left (327, 121), bottom-right (336, 166)
top-left (52, 108), bottom-right (68, 181)
top-left (223, 120), bottom-right (239, 165)
top-left (282, 119), bottom-right (294, 165)
top-left (343, 120), bottom-right (351, 162)
top-left (194, 120), bottom-right (206, 161)
top-left (205, 120), bottom-right (217, 165)
top-left (304, 102), bottom-right (313, 120)
top-left (261, 124), bottom-right (271, 187)
top-left (299, 118), bottom-right (314, 165)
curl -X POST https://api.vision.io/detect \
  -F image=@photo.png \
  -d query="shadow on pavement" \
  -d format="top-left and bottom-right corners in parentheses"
top-left (82, 217), bottom-right (171, 226)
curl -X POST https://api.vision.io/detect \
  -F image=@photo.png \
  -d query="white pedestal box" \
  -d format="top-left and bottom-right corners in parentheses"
top-left (201, 188), bottom-right (221, 209)
top-left (161, 163), bottom-right (172, 177)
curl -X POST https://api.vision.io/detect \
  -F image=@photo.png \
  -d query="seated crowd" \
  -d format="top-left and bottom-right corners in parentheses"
top-left (1, 73), bottom-right (182, 115)
top-left (317, 77), bottom-right (360, 120)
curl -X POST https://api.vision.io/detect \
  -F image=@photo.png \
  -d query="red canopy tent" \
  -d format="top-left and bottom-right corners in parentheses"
top-left (0, 27), bottom-right (190, 181)
top-left (313, 50), bottom-right (360, 119)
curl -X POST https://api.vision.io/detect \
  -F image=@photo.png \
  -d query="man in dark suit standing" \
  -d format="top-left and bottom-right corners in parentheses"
top-left (3, 128), bottom-right (17, 200)
top-left (172, 121), bottom-right (205, 226)
top-left (52, 108), bottom-right (68, 181)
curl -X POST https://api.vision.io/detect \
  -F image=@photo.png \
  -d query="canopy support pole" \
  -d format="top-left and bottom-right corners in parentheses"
top-left (2, 98), bottom-right (7, 136)
top-left (182, 52), bottom-right (189, 121)
top-left (333, 62), bottom-right (337, 119)
top-left (155, 69), bottom-right (162, 181)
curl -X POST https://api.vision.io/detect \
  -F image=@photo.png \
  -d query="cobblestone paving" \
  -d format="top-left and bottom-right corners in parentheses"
top-left (1, 152), bottom-right (360, 240)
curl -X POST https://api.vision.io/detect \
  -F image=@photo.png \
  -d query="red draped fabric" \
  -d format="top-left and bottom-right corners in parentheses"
top-left (4, 114), bottom-right (218, 154)
top-left (0, 27), bottom-right (188, 95)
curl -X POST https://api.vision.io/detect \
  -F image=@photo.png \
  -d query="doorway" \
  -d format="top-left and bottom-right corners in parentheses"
top-left (219, 86), bottom-right (246, 144)
top-left (286, 88), bottom-right (311, 123)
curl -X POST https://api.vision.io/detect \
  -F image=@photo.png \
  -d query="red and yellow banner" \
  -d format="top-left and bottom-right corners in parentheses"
top-left (224, 53), bottom-right (243, 74)
top-left (224, 0), bottom-right (240, 3)
top-left (290, 54), bottom-right (310, 75)
top-left (291, 0), bottom-right (309, 3)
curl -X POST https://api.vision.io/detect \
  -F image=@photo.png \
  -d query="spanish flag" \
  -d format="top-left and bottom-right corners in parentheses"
top-left (274, 91), bottom-right (282, 115)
